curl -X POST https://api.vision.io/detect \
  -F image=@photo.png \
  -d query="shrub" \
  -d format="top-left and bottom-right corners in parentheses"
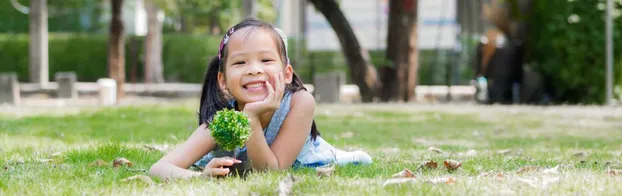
top-left (209, 108), bottom-right (252, 152)
top-left (527, 0), bottom-right (622, 104)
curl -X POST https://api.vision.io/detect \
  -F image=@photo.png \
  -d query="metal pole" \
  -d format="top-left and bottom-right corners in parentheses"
top-left (606, 0), bottom-right (614, 105)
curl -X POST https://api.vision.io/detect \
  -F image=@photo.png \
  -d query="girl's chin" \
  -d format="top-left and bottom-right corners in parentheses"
top-left (239, 94), bottom-right (268, 103)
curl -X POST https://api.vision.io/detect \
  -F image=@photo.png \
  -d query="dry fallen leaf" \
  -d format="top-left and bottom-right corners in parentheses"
top-left (113, 158), bottom-right (133, 168)
top-left (426, 177), bottom-right (456, 185)
top-left (574, 152), bottom-right (588, 157)
top-left (15, 159), bottom-right (25, 165)
top-left (496, 149), bottom-right (512, 155)
top-left (143, 144), bottom-right (166, 152)
top-left (316, 165), bottom-right (335, 178)
top-left (340, 132), bottom-right (354, 138)
top-left (542, 165), bottom-right (559, 174)
top-left (607, 168), bottom-right (621, 176)
top-left (127, 168), bottom-right (148, 173)
top-left (383, 178), bottom-right (417, 186)
top-left (36, 158), bottom-right (54, 163)
top-left (88, 159), bottom-right (110, 167)
top-left (121, 175), bottom-right (155, 185)
top-left (278, 174), bottom-right (296, 196)
top-left (443, 160), bottom-right (462, 171)
top-left (465, 149), bottom-right (477, 156)
top-left (428, 146), bottom-right (445, 154)
top-left (50, 152), bottom-right (62, 158)
top-left (418, 161), bottom-right (438, 170)
top-left (392, 168), bottom-right (416, 178)
top-left (516, 166), bottom-right (543, 174)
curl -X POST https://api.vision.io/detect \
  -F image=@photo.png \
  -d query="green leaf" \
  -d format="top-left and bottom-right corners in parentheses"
top-left (209, 108), bottom-right (252, 151)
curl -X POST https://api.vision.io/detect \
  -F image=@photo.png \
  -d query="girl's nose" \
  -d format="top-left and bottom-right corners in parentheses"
top-left (245, 63), bottom-right (264, 75)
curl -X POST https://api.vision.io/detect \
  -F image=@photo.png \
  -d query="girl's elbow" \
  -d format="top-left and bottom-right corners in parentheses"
top-left (148, 161), bottom-right (164, 177)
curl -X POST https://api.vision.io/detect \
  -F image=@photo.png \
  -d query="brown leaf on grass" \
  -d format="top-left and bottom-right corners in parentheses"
top-left (541, 166), bottom-right (559, 174)
top-left (340, 132), bottom-right (354, 138)
top-left (120, 175), bottom-right (155, 185)
top-left (516, 166), bottom-right (543, 174)
top-left (443, 160), bottom-right (461, 171)
top-left (418, 161), bottom-right (438, 170)
top-left (277, 174), bottom-right (296, 196)
top-left (426, 177), bottom-right (456, 185)
top-left (479, 172), bottom-right (504, 181)
top-left (607, 168), bottom-right (622, 176)
top-left (88, 159), bottom-right (110, 167)
top-left (573, 152), bottom-right (588, 157)
top-left (113, 158), bottom-right (133, 168)
top-left (496, 149), bottom-right (512, 155)
top-left (127, 168), bottom-right (148, 173)
top-left (392, 168), bottom-right (416, 178)
top-left (143, 144), bottom-right (166, 152)
top-left (428, 146), bottom-right (445, 154)
top-left (316, 165), bottom-right (335, 178)
top-left (36, 158), bottom-right (54, 163)
top-left (50, 152), bottom-right (62, 158)
top-left (382, 178), bottom-right (417, 186)
top-left (14, 159), bottom-right (25, 165)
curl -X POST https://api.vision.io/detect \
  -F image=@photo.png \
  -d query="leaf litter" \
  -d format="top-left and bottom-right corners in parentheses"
top-left (277, 174), bottom-right (297, 196)
top-left (428, 146), bottom-right (445, 154)
top-left (120, 175), bottom-right (155, 185)
top-left (316, 165), bottom-right (335, 178)
top-left (418, 160), bottom-right (438, 170)
top-left (113, 157), bottom-right (133, 167)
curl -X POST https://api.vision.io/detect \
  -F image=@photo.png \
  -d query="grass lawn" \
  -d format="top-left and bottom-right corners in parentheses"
top-left (1, 103), bottom-right (621, 195)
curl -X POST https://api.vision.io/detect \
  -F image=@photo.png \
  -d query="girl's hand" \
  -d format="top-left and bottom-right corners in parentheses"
top-left (243, 72), bottom-right (285, 118)
top-left (199, 157), bottom-right (242, 178)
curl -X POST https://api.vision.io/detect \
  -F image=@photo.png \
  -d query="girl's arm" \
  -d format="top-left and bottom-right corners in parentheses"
top-left (245, 90), bottom-right (316, 170)
top-left (149, 124), bottom-right (232, 180)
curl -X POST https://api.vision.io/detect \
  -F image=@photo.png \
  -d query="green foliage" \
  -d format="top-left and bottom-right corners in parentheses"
top-left (0, 0), bottom-right (104, 33)
top-left (0, 33), bottom-right (221, 83)
top-left (527, 0), bottom-right (622, 104)
top-left (209, 108), bottom-right (252, 152)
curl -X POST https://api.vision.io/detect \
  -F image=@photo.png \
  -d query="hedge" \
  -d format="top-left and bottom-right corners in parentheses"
top-left (0, 34), bottom-right (221, 83)
top-left (0, 33), bottom-right (465, 85)
top-left (527, 0), bottom-right (622, 104)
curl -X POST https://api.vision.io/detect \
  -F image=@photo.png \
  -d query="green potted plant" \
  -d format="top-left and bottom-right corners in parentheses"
top-left (209, 108), bottom-right (252, 177)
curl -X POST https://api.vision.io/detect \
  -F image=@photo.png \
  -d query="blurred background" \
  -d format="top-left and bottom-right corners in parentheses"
top-left (0, 0), bottom-right (620, 106)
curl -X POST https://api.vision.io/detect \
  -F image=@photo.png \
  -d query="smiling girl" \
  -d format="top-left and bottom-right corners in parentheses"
top-left (149, 19), bottom-right (372, 180)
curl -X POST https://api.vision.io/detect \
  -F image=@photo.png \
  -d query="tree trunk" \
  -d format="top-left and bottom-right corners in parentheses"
top-left (108, 0), bottom-right (125, 100)
top-left (144, 0), bottom-right (164, 83)
top-left (382, 0), bottom-right (418, 102)
top-left (309, 0), bottom-right (379, 102)
top-left (29, 0), bottom-right (48, 86)
top-left (242, 0), bottom-right (257, 19)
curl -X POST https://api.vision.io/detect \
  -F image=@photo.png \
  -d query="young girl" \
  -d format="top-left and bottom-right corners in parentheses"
top-left (149, 19), bottom-right (372, 180)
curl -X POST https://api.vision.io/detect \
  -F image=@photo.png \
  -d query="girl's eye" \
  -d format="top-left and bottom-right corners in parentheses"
top-left (261, 59), bottom-right (274, 63)
top-left (233, 61), bottom-right (245, 65)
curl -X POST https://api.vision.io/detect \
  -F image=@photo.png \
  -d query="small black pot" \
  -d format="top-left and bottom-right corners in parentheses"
top-left (211, 149), bottom-right (252, 179)
top-left (226, 160), bottom-right (252, 179)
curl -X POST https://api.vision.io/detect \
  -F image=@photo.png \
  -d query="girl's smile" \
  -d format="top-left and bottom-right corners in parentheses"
top-left (218, 27), bottom-right (292, 104)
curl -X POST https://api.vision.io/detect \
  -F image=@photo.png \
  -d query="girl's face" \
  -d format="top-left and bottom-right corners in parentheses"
top-left (218, 27), bottom-right (293, 104)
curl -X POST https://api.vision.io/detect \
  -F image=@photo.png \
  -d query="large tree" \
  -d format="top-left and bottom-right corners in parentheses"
top-left (382, 0), bottom-right (418, 102)
top-left (308, 0), bottom-right (380, 102)
top-left (144, 0), bottom-right (165, 83)
top-left (29, 0), bottom-right (49, 86)
top-left (309, 0), bottom-right (420, 102)
top-left (108, 0), bottom-right (125, 100)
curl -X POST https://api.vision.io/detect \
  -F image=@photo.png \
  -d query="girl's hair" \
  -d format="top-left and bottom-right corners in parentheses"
top-left (198, 18), bottom-right (320, 140)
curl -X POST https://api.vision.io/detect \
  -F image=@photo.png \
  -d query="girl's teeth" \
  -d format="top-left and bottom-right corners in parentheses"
top-left (246, 83), bottom-right (264, 88)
